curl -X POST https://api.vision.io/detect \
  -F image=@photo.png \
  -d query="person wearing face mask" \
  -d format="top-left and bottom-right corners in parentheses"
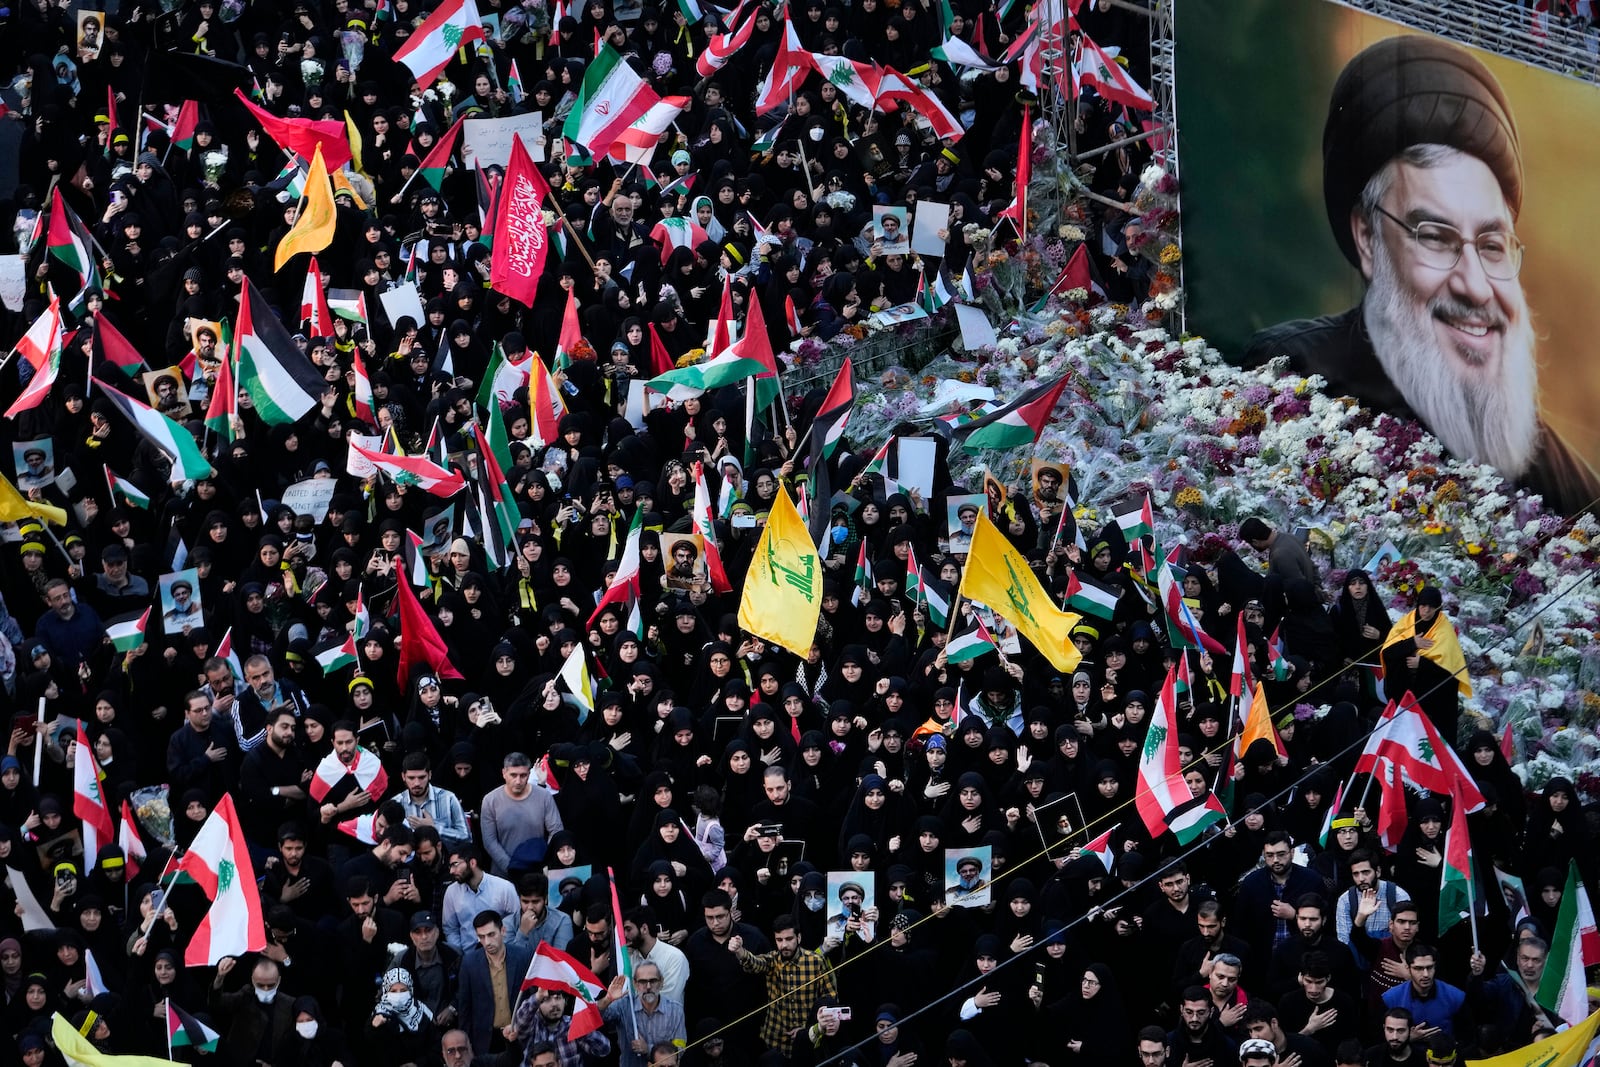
top-left (209, 956), bottom-right (296, 1067)
top-left (287, 995), bottom-right (350, 1067)
top-left (369, 967), bottom-right (439, 1067)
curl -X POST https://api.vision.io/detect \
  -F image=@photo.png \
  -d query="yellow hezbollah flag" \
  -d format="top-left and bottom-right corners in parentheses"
top-left (737, 487), bottom-right (822, 657)
top-left (53, 1012), bottom-right (174, 1067)
top-left (273, 144), bottom-right (338, 270)
top-left (0, 474), bottom-right (67, 527)
top-left (1466, 1005), bottom-right (1600, 1067)
top-left (331, 167), bottom-right (368, 210)
top-left (343, 110), bottom-right (365, 176)
top-left (1381, 609), bottom-right (1472, 697)
top-left (959, 511), bottom-right (1082, 673)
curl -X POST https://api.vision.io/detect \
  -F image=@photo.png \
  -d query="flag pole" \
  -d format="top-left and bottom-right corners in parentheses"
top-left (165, 997), bottom-right (173, 1060)
top-left (1465, 843), bottom-right (1479, 956)
top-left (31, 697), bottom-right (46, 787)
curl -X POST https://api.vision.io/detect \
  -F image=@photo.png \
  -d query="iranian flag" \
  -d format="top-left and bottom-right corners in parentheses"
top-left (1065, 570), bottom-right (1118, 622)
top-left (489, 133), bottom-right (550, 308)
top-left (651, 216), bottom-right (711, 265)
top-left (588, 509), bottom-right (643, 626)
top-left (105, 606), bottom-right (152, 653)
top-left (646, 346), bottom-right (767, 401)
top-left (1353, 694), bottom-right (1486, 810)
top-left (348, 442), bottom-right (466, 497)
top-left (806, 52), bottom-right (880, 108)
top-left (692, 461), bottom-right (732, 593)
top-left (477, 343), bottom-right (528, 410)
top-left (1538, 861), bottom-right (1600, 1026)
top-left (1438, 783), bottom-right (1477, 937)
top-left (1135, 667), bottom-right (1226, 844)
top-left (179, 795), bottom-right (267, 965)
top-left (5, 296), bottom-right (62, 418)
top-left (1072, 25), bottom-right (1155, 111)
top-left (300, 255), bottom-right (335, 336)
top-left (563, 45), bottom-right (656, 158)
top-left (308, 744), bottom-right (389, 803)
top-left (315, 634), bottom-right (358, 674)
top-left (99, 385), bottom-right (215, 483)
top-left (47, 187), bottom-right (98, 307)
top-left (416, 114), bottom-right (467, 191)
top-left (952, 373), bottom-right (1068, 454)
top-left (393, 0), bottom-right (487, 87)
top-left (236, 276), bottom-right (324, 424)
top-left (521, 942), bottom-right (608, 1039)
top-left (73, 721), bottom-right (115, 857)
top-left (118, 798), bottom-right (146, 879)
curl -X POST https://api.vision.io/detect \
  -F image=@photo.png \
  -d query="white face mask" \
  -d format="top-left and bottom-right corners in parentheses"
top-left (384, 991), bottom-right (413, 1012)
top-left (295, 1021), bottom-right (318, 1039)
top-left (254, 986), bottom-right (278, 1004)
top-left (803, 895), bottom-right (824, 912)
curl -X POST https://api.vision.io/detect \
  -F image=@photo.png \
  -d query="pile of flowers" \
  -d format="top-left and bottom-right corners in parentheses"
top-left (852, 292), bottom-right (1600, 794)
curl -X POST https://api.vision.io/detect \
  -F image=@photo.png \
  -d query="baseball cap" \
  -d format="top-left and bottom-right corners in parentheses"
top-left (410, 910), bottom-right (440, 931)
top-left (1239, 1039), bottom-right (1277, 1062)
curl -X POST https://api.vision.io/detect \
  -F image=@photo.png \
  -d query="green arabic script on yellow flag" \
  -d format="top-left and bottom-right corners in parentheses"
top-left (737, 487), bottom-right (823, 657)
top-left (959, 511), bottom-right (1084, 673)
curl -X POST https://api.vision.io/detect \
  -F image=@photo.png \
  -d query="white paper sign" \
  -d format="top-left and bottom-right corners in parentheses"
top-left (0, 255), bottom-right (25, 312)
top-left (461, 112), bottom-right (546, 169)
top-left (280, 477), bottom-right (338, 522)
top-left (894, 437), bottom-right (938, 502)
top-left (910, 201), bottom-right (950, 258)
top-left (378, 281), bottom-right (427, 331)
top-left (955, 303), bottom-right (999, 351)
top-left (346, 433), bottom-right (383, 478)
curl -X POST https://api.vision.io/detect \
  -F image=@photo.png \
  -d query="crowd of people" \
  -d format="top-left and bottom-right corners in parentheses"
top-left (0, 0), bottom-right (1586, 1066)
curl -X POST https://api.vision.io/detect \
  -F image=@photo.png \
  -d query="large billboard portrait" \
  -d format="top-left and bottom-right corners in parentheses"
top-left (1176, 0), bottom-right (1600, 514)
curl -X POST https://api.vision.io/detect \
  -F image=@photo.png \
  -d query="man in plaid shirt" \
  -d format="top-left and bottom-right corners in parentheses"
top-left (730, 916), bottom-right (838, 1057)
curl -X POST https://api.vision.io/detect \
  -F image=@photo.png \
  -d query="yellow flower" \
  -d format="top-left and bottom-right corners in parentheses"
top-left (1174, 486), bottom-right (1205, 508)
top-left (1159, 243), bottom-right (1182, 265)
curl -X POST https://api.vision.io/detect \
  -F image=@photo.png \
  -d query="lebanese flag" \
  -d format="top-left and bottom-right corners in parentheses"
top-left (118, 798), bottom-right (146, 879)
top-left (876, 69), bottom-right (964, 141)
top-left (393, 0), bottom-right (487, 87)
top-left (234, 89), bottom-right (352, 170)
top-left (755, 19), bottom-right (810, 114)
top-left (1134, 668), bottom-right (1226, 844)
top-left (521, 942), bottom-right (608, 1039)
top-left (805, 52), bottom-right (881, 108)
top-left (300, 255), bottom-right (334, 336)
top-left (1229, 609), bottom-right (1254, 699)
top-left (394, 567), bottom-right (464, 689)
top-left (178, 795), bottom-right (267, 965)
top-left (72, 721), bottom-right (115, 858)
top-left (1372, 755), bottom-right (1409, 851)
top-left (608, 95), bottom-right (691, 165)
top-left (307, 744), bottom-right (390, 804)
top-left (697, 8), bottom-right (757, 76)
top-left (347, 442), bottom-right (466, 497)
top-left (1072, 25), bottom-right (1155, 111)
top-left (588, 509), bottom-right (642, 627)
top-left (351, 344), bottom-right (375, 423)
top-left (489, 134), bottom-right (550, 307)
top-left (1353, 694), bottom-right (1486, 811)
top-left (785, 294), bottom-right (804, 336)
top-left (5, 296), bottom-right (62, 418)
top-left (692, 461), bottom-right (733, 593)
top-left (996, 106), bottom-right (1031, 237)
top-left (707, 276), bottom-right (735, 357)
top-left (650, 216), bottom-right (711, 265)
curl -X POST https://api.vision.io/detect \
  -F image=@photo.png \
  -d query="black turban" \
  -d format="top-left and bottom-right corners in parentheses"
top-left (1323, 35), bottom-right (1522, 267)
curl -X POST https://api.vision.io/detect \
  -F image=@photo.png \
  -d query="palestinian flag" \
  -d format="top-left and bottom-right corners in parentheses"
top-left (105, 606), bottom-right (152, 653)
top-left (647, 346), bottom-right (767, 401)
top-left (92, 315), bottom-right (147, 378)
top-left (171, 100), bottom-right (200, 151)
top-left (1438, 784), bottom-right (1477, 936)
top-left (851, 541), bottom-right (872, 608)
top-left (104, 466), bottom-right (151, 510)
top-left (416, 114), bottom-right (466, 191)
top-left (932, 35), bottom-right (999, 70)
top-left (236, 277), bottom-right (324, 424)
top-left (552, 288), bottom-right (584, 370)
top-left (315, 634), bottom-right (358, 675)
top-left (1065, 570), bottom-right (1118, 622)
top-left (48, 187), bottom-right (98, 310)
top-left (951, 373), bottom-right (1069, 454)
top-left (392, 0), bottom-right (487, 87)
top-left (100, 385), bottom-right (214, 483)
top-left (946, 610), bottom-right (996, 664)
top-left (810, 357), bottom-right (856, 461)
top-left (470, 421), bottom-right (520, 559)
top-left (308, 744), bottom-right (389, 803)
top-left (179, 795), bottom-right (267, 965)
top-left (166, 1002), bottom-right (220, 1054)
top-left (327, 288), bottom-right (369, 324)
top-left (348, 442), bottom-right (466, 497)
top-left (562, 45), bottom-right (656, 158)
top-left (506, 60), bottom-right (525, 104)
top-left (1113, 492), bottom-right (1155, 542)
top-left (916, 567), bottom-right (954, 629)
top-left (203, 345), bottom-right (238, 443)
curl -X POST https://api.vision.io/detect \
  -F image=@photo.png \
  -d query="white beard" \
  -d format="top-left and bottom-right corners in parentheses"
top-left (1363, 237), bottom-right (1541, 478)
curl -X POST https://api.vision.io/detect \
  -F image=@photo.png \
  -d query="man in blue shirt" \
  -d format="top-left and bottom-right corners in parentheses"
top-left (1381, 944), bottom-right (1466, 1040)
top-left (35, 580), bottom-right (104, 669)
